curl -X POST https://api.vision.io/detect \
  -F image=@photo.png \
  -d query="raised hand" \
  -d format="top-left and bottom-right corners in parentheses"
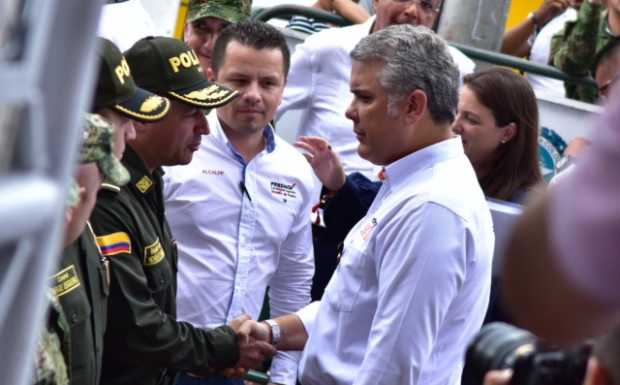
top-left (295, 136), bottom-right (346, 191)
top-left (536, 0), bottom-right (571, 26)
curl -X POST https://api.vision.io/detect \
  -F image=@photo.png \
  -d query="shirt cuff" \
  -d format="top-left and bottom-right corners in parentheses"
top-left (209, 325), bottom-right (240, 369)
top-left (296, 301), bottom-right (320, 337)
top-left (269, 350), bottom-right (301, 385)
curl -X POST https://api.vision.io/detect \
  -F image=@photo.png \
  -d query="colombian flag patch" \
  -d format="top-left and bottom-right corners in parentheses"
top-left (96, 232), bottom-right (132, 257)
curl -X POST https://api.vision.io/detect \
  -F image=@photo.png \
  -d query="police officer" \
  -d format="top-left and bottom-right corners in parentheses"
top-left (90, 37), bottom-right (275, 385)
top-left (49, 38), bottom-right (170, 385)
top-left (92, 37), bottom-right (170, 162)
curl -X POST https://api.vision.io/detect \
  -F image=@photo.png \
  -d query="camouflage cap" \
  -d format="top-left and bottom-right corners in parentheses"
top-left (80, 113), bottom-right (130, 187)
top-left (187, 0), bottom-right (252, 24)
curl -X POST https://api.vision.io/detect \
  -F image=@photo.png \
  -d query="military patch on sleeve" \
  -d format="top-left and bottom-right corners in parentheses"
top-left (51, 265), bottom-right (81, 297)
top-left (144, 238), bottom-right (165, 266)
top-left (96, 232), bottom-right (132, 257)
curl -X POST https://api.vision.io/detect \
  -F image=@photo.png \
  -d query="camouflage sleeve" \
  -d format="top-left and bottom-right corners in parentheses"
top-left (33, 295), bottom-right (69, 385)
top-left (551, 1), bottom-right (604, 75)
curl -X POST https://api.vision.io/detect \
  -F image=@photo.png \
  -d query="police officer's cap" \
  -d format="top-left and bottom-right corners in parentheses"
top-left (93, 38), bottom-right (170, 122)
top-left (124, 36), bottom-right (238, 109)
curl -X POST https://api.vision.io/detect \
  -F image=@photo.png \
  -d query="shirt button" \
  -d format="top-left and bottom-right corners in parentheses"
top-left (71, 312), bottom-right (79, 323)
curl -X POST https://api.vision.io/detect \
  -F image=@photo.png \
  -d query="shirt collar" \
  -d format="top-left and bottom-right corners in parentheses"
top-left (208, 110), bottom-right (277, 155)
top-left (382, 137), bottom-right (464, 191)
top-left (123, 145), bottom-right (162, 195)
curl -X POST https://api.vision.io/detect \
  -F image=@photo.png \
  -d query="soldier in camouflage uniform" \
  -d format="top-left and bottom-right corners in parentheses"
top-left (51, 113), bottom-right (130, 385)
top-left (34, 114), bottom-right (129, 385)
top-left (551, 0), bottom-right (620, 102)
top-left (184, 0), bottom-right (252, 77)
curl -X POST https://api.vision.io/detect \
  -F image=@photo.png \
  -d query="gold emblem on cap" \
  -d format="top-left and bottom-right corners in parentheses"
top-left (185, 85), bottom-right (230, 101)
top-left (136, 175), bottom-right (153, 193)
top-left (140, 96), bottom-right (166, 113)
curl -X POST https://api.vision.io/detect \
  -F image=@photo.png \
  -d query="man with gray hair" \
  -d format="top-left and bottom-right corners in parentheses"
top-left (278, 0), bottom-right (475, 302)
top-left (238, 24), bottom-right (494, 385)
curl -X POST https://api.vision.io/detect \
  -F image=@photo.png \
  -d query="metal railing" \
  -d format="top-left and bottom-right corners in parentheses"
top-left (252, 4), bottom-right (597, 88)
top-left (252, 4), bottom-right (351, 27)
top-left (450, 42), bottom-right (597, 87)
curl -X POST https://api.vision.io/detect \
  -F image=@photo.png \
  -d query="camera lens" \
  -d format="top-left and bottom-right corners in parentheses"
top-left (462, 323), bottom-right (537, 385)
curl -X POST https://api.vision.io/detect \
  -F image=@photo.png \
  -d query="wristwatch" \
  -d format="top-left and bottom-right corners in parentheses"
top-left (264, 319), bottom-right (281, 346)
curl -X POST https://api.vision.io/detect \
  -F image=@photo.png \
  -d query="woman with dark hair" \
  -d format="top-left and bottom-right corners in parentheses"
top-left (453, 67), bottom-right (542, 202)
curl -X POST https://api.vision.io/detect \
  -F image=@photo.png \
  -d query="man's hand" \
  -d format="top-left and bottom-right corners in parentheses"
top-left (483, 370), bottom-right (513, 385)
top-left (220, 316), bottom-right (276, 378)
top-left (238, 319), bottom-right (272, 343)
top-left (564, 137), bottom-right (591, 157)
top-left (235, 318), bottom-right (276, 372)
top-left (295, 136), bottom-right (346, 192)
top-left (536, 0), bottom-right (571, 26)
top-left (229, 314), bottom-right (252, 333)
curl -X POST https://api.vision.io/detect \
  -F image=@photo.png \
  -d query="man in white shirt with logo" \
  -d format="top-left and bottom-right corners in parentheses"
top-left (163, 21), bottom-right (315, 385)
top-left (240, 24), bottom-right (494, 385)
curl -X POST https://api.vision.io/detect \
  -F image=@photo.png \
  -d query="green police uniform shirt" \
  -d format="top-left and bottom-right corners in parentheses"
top-left (52, 225), bottom-right (109, 385)
top-left (90, 146), bottom-right (239, 385)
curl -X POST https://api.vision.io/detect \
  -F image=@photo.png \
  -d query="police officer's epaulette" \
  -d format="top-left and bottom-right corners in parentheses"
top-left (100, 183), bottom-right (121, 193)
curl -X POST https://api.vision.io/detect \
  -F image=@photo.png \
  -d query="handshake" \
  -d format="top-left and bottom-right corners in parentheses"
top-left (221, 314), bottom-right (281, 378)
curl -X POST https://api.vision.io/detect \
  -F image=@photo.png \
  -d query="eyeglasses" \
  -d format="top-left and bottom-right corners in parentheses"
top-left (393, 0), bottom-right (442, 15)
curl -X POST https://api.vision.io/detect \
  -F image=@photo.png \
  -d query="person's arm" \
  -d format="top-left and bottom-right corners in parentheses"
top-left (313, 0), bottom-right (370, 24)
top-left (502, 0), bottom-right (570, 57)
top-left (502, 188), bottom-right (620, 344)
top-left (90, 195), bottom-right (274, 374)
top-left (294, 136), bottom-right (380, 242)
top-left (551, 0), bottom-right (605, 74)
top-left (354, 202), bottom-right (470, 385)
top-left (239, 312), bottom-right (310, 352)
top-left (267, 193), bottom-right (315, 385)
top-left (504, 88), bottom-right (620, 344)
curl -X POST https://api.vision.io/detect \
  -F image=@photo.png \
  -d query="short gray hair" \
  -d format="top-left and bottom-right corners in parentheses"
top-left (350, 24), bottom-right (459, 123)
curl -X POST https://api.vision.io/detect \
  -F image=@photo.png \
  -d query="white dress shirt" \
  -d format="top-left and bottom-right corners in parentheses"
top-left (277, 17), bottom-right (475, 181)
top-left (528, 9), bottom-right (577, 98)
top-left (163, 111), bottom-right (316, 385)
top-left (296, 137), bottom-right (494, 385)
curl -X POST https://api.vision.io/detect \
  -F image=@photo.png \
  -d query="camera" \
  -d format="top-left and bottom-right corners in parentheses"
top-left (462, 322), bottom-right (591, 385)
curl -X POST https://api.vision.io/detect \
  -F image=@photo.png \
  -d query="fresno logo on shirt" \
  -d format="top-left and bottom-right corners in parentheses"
top-left (202, 169), bottom-right (225, 176)
top-left (360, 217), bottom-right (378, 241)
top-left (270, 181), bottom-right (297, 199)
